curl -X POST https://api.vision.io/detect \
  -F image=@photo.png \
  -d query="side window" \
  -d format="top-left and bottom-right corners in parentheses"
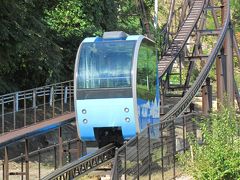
top-left (137, 41), bottom-right (156, 101)
top-left (148, 45), bottom-right (157, 100)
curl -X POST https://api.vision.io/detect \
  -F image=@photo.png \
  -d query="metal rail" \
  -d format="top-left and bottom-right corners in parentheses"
top-left (42, 143), bottom-right (116, 180)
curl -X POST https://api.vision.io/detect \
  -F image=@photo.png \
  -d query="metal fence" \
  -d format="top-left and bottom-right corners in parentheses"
top-left (0, 121), bottom-right (85, 180)
top-left (111, 113), bottom-right (202, 180)
top-left (0, 80), bottom-right (74, 135)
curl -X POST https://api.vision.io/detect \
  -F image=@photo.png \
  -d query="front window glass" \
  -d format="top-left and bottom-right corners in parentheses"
top-left (78, 41), bottom-right (135, 89)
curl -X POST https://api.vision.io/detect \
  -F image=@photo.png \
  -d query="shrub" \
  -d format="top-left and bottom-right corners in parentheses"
top-left (179, 106), bottom-right (240, 179)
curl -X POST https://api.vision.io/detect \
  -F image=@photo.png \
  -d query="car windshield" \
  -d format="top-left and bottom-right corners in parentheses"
top-left (77, 41), bottom-right (136, 89)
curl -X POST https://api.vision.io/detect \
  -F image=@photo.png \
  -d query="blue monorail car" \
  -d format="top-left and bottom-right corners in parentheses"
top-left (74, 31), bottom-right (160, 147)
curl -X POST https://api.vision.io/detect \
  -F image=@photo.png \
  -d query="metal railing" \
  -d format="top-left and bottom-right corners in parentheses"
top-left (0, 138), bottom-right (83, 179)
top-left (0, 121), bottom-right (85, 180)
top-left (0, 80), bottom-right (74, 135)
top-left (111, 113), bottom-right (202, 180)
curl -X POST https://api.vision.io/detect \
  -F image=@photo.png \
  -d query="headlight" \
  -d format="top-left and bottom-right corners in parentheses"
top-left (82, 109), bottom-right (87, 114)
top-left (124, 107), bottom-right (129, 113)
top-left (125, 117), bottom-right (130, 122)
top-left (83, 119), bottom-right (88, 124)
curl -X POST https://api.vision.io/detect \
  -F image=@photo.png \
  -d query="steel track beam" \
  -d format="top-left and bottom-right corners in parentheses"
top-left (42, 144), bottom-right (116, 180)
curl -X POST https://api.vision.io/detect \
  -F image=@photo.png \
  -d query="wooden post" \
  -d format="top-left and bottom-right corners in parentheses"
top-left (206, 78), bottom-right (213, 111)
top-left (61, 84), bottom-right (64, 114)
top-left (225, 28), bottom-right (234, 104)
top-left (58, 127), bottom-right (63, 167)
top-left (160, 81), bottom-right (165, 115)
top-left (25, 139), bottom-right (29, 180)
top-left (216, 56), bottom-right (224, 108)
top-left (76, 139), bottom-right (81, 158)
top-left (3, 146), bottom-right (9, 180)
top-left (222, 0), bottom-right (234, 104)
top-left (202, 85), bottom-right (209, 115)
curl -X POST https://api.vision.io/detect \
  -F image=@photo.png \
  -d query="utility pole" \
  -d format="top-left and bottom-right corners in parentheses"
top-left (154, 0), bottom-right (158, 29)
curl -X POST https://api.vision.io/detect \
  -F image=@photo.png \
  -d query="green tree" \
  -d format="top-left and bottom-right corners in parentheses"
top-left (44, 0), bottom-right (122, 38)
top-left (44, 0), bottom-right (164, 38)
top-left (0, 0), bottom-right (63, 93)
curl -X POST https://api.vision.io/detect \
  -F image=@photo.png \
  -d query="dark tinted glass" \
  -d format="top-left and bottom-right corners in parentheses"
top-left (77, 88), bottom-right (132, 100)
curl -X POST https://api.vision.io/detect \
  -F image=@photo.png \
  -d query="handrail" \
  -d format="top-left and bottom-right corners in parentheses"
top-left (0, 80), bottom-right (73, 97)
top-left (0, 80), bottom-right (73, 104)
top-left (162, 0), bottom-right (230, 121)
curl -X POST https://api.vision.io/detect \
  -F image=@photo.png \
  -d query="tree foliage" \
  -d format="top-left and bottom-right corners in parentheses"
top-left (231, 0), bottom-right (240, 32)
top-left (44, 0), bottom-right (151, 37)
top-left (0, 0), bottom-right (63, 93)
top-left (45, 1), bottom-right (109, 37)
top-left (0, 0), bottom-right (156, 94)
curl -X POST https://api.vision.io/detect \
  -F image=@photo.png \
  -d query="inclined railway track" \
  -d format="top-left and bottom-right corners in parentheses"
top-left (41, 143), bottom-right (116, 180)
top-left (158, 0), bottom-right (205, 77)
top-left (162, 0), bottom-right (230, 121)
